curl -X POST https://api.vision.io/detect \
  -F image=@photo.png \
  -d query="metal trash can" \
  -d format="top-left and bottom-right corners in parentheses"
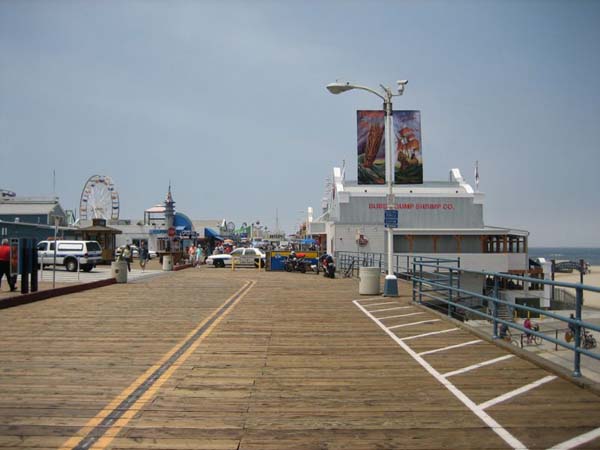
top-left (111, 260), bottom-right (128, 283)
top-left (162, 255), bottom-right (173, 271)
top-left (359, 267), bottom-right (381, 295)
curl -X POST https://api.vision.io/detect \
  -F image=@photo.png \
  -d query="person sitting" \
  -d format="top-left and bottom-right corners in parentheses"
top-left (566, 313), bottom-right (577, 342)
top-left (499, 323), bottom-right (511, 341)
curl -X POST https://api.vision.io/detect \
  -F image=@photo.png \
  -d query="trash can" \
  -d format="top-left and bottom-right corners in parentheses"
top-left (359, 267), bottom-right (381, 295)
top-left (162, 254), bottom-right (173, 271)
top-left (111, 260), bottom-right (128, 283)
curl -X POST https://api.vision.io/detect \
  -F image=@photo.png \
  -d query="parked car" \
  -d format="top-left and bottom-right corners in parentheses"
top-left (37, 240), bottom-right (103, 272)
top-left (207, 247), bottom-right (266, 268)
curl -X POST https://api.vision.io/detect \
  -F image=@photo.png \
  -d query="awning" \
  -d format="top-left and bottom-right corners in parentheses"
top-left (205, 227), bottom-right (224, 240)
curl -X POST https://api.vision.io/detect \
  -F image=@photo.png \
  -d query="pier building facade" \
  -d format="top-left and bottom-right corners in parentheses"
top-left (309, 167), bottom-right (529, 294)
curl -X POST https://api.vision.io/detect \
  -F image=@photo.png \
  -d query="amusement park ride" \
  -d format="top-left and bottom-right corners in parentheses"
top-left (79, 175), bottom-right (120, 221)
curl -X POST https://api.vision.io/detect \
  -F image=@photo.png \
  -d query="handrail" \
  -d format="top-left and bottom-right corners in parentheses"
top-left (411, 257), bottom-right (599, 378)
top-left (412, 259), bottom-right (600, 293)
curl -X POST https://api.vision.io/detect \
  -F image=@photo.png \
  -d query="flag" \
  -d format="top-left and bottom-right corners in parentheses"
top-left (475, 161), bottom-right (480, 191)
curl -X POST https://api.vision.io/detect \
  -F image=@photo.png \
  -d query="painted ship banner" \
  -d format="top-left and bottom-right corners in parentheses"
top-left (357, 110), bottom-right (423, 185)
top-left (394, 110), bottom-right (423, 184)
top-left (357, 111), bottom-right (385, 184)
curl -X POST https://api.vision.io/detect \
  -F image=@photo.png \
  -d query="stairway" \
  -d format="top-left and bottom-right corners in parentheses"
top-left (496, 301), bottom-right (514, 323)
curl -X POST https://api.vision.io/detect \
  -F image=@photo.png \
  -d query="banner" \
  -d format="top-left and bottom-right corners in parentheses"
top-left (9, 238), bottom-right (19, 277)
top-left (357, 110), bottom-right (423, 185)
top-left (357, 111), bottom-right (385, 184)
top-left (393, 111), bottom-right (423, 184)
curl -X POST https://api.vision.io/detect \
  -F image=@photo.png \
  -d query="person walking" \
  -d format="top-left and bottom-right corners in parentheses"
top-left (195, 245), bottom-right (203, 267)
top-left (139, 242), bottom-right (149, 272)
top-left (188, 245), bottom-right (196, 265)
top-left (0, 238), bottom-right (17, 292)
top-left (123, 245), bottom-right (132, 272)
top-left (524, 317), bottom-right (533, 344)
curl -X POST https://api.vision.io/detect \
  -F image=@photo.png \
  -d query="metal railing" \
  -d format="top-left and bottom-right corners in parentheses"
top-left (335, 251), bottom-right (417, 279)
top-left (411, 257), bottom-right (600, 378)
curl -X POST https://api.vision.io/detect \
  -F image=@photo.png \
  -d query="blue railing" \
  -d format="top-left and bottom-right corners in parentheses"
top-left (411, 256), bottom-right (600, 378)
top-left (335, 251), bottom-right (417, 278)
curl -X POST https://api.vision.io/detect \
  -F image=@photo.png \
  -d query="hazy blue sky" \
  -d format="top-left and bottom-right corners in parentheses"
top-left (1, 0), bottom-right (599, 246)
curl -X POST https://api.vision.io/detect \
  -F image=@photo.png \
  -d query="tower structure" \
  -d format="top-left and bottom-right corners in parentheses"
top-left (164, 183), bottom-right (175, 229)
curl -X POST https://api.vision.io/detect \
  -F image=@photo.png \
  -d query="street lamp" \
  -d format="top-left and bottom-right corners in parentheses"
top-left (326, 79), bottom-right (408, 296)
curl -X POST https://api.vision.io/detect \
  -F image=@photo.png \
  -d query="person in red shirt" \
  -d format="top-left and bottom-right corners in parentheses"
top-left (524, 317), bottom-right (533, 344)
top-left (0, 239), bottom-right (17, 292)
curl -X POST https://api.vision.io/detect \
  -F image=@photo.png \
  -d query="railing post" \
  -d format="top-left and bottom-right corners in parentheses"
top-left (419, 261), bottom-right (423, 304)
top-left (492, 275), bottom-right (499, 339)
top-left (573, 287), bottom-right (583, 377)
top-left (457, 257), bottom-right (461, 293)
top-left (412, 260), bottom-right (417, 303)
top-left (448, 269), bottom-right (453, 317)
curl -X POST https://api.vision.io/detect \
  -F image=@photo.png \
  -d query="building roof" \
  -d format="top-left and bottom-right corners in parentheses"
top-left (391, 227), bottom-right (529, 237)
top-left (145, 204), bottom-right (165, 214)
top-left (0, 197), bottom-right (65, 216)
top-left (75, 224), bottom-right (122, 234)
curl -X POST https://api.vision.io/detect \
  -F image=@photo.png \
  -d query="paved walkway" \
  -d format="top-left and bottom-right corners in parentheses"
top-left (0, 268), bottom-right (599, 449)
top-left (0, 266), bottom-right (163, 301)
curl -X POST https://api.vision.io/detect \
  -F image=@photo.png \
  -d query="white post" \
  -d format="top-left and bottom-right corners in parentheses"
top-left (52, 217), bottom-right (58, 289)
top-left (383, 96), bottom-right (398, 296)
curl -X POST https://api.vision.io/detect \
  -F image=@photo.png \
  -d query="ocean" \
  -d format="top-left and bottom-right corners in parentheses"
top-left (528, 248), bottom-right (600, 265)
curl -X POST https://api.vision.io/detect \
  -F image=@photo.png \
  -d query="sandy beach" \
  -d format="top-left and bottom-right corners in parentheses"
top-left (554, 265), bottom-right (600, 309)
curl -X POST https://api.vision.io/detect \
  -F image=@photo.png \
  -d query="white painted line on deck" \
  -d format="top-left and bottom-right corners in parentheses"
top-left (354, 297), bottom-right (383, 303)
top-left (442, 355), bottom-right (514, 378)
top-left (379, 312), bottom-right (424, 320)
top-left (418, 340), bottom-right (482, 356)
top-left (368, 306), bottom-right (413, 313)
top-left (547, 427), bottom-right (600, 450)
top-left (400, 328), bottom-right (459, 341)
top-left (363, 301), bottom-right (397, 308)
top-left (478, 375), bottom-right (556, 411)
top-left (353, 300), bottom-right (527, 450)
top-left (388, 319), bottom-right (441, 330)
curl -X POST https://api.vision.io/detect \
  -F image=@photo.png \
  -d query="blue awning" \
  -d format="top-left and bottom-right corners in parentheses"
top-left (204, 227), bottom-right (224, 240)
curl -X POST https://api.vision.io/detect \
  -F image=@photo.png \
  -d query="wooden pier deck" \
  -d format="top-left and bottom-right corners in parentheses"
top-left (0, 267), bottom-right (599, 449)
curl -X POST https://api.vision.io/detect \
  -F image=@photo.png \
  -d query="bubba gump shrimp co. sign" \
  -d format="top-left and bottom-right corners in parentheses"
top-left (368, 202), bottom-right (455, 210)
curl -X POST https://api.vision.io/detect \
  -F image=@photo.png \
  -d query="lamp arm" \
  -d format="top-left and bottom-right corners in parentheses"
top-left (349, 84), bottom-right (387, 102)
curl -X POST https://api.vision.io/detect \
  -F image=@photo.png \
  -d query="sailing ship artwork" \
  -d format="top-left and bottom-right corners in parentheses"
top-left (357, 111), bottom-right (386, 184)
top-left (394, 110), bottom-right (423, 184)
top-left (357, 110), bottom-right (423, 185)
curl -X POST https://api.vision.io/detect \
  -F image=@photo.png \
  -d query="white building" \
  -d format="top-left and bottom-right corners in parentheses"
top-left (308, 167), bottom-right (529, 295)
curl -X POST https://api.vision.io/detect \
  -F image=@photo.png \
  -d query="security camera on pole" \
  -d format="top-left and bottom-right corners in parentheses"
top-left (326, 79), bottom-right (408, 296)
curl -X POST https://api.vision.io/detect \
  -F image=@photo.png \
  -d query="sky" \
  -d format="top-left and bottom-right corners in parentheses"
top-left (1, 0), bottom-right (599, 246)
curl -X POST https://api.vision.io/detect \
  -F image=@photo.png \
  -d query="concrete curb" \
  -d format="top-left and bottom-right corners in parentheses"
top-left (0, 278), bottom-right (117, 310)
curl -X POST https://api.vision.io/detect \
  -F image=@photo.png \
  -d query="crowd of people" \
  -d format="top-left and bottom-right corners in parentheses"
top-left (185, 244), bottom-right (209, 267)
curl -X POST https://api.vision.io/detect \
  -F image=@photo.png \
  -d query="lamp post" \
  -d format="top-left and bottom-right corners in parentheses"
top-left (326, 80), bottom-right (408, 296)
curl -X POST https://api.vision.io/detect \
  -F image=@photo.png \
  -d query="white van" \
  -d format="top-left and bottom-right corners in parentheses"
top-left (37, 240), bottom-right (103, 272)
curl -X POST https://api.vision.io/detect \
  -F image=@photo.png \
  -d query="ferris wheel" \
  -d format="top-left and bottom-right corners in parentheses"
top-left (79, 175), bottom-right (120, 221)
